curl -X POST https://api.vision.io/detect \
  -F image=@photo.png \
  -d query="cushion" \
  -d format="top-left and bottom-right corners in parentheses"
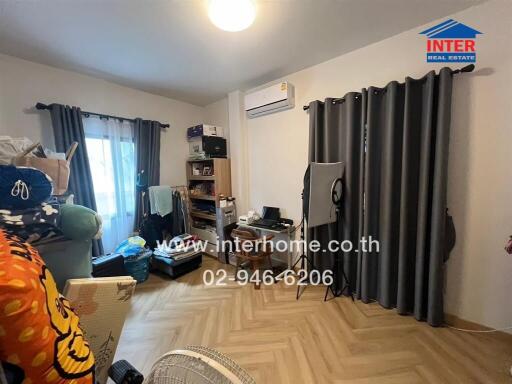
top-left (59, 204), bottom-right (102, 241)
top-left (0, 165), bottom-right (52, 210)
top-left (0, 229), bottom-right (95, 383)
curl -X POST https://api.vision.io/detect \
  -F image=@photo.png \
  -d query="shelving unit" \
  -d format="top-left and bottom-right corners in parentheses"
top-left (186, 158), bottom-right (232, 258)
top-left (190, 210), bottom-right (216, 220)
top-left (189, 194), bottom-right (216, 201)
top-left (189, 175), bottom-right (215, 181)
top-left (187, 158), bottom-right (231, 203)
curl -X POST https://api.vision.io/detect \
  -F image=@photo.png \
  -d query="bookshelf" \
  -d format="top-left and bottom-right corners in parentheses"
top-left (186, 158), bottom-right (231, 206)
top-left (186, 158), bottom-right (232, 257)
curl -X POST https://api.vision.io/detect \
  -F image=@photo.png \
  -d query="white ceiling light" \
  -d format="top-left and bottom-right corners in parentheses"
top-left (208, 0), bottom-right (256, 32)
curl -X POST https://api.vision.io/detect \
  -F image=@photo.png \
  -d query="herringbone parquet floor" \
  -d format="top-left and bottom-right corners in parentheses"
top-left (114, 257), bottom-right (512, 383)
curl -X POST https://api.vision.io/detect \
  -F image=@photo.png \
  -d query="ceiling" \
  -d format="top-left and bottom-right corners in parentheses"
top-left (0, 0), bottom-right (483, 106)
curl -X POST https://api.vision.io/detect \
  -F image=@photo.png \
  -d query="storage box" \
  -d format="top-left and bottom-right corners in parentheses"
top-left (64, 276), bottom-right (136, 384)
top-left (187, 124), bottom-right (224, 140)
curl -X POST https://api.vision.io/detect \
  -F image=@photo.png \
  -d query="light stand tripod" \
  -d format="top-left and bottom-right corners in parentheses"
top-left (292, 192), bottom-right (315, 300)
top-left (324, 178), bottom-right (353, 301)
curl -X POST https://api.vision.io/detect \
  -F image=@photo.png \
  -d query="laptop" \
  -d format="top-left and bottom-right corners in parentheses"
top-left (251, 206), bottom-right (281, 229)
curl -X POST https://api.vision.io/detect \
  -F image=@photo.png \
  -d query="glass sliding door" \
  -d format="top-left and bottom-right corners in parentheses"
top-left (84, 117), bottom-right (136, 253)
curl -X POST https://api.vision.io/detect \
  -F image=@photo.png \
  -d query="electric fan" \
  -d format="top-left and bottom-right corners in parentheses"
top-left (144, 346), bottom-right (256, 384)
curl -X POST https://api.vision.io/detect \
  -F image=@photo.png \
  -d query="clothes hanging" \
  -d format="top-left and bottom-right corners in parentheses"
top-left (145, 187), bottom-right (190, 242)
top-left (148, 186), bottom-right (173, 217)
top-left (169, 190), bottom-right (185, 237)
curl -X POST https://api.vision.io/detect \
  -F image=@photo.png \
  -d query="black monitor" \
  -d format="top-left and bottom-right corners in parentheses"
top-left (262, 206), bottom-right (280, 221)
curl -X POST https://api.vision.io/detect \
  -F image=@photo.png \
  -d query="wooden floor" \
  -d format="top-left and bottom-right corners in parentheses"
top-left (114, 257), bottom-right (512, 383)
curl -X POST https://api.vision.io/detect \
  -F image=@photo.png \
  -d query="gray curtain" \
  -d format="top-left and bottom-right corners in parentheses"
top-left (49, 104), bottom-right (104, 256)
top-left (134, 118), bottom-right (161, 230)
top-left (308, 68), bottom-right (454, 326)
top-left (308, 93), bottom-right (365, 294)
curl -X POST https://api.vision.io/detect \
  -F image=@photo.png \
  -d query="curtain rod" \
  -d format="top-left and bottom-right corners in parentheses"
top-left (35, 103), bottom-right (170, 128)
top-left (302, 64), bottom-right (475, 111)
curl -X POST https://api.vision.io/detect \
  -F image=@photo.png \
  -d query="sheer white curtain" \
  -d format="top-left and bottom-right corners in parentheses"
top-left (83, 117), bottom-right (136, 253)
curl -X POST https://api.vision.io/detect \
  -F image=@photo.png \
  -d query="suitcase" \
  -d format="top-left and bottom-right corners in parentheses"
top-left (151, 252), bottom-right (202, 278)
top-left (92, 253), bottom-right (128, 277)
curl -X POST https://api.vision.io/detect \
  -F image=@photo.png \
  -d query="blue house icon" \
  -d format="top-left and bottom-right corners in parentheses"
top-left (420, 19), bottom-right (482, 39)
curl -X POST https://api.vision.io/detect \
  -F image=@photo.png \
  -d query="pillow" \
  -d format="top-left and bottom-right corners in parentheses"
top-left (59, 204), bottom-right (102, 241)
top-left (0, 229), bottom-right (95, 383)
top-left (0, 165), bottom-right (53, 210)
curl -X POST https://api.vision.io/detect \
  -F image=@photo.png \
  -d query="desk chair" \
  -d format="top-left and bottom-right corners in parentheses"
top-left (231, 228), bottom-right (274, 290)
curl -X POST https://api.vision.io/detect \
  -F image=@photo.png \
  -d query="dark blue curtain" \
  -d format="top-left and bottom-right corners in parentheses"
top-left (49, 104), bottom-right (104, 256)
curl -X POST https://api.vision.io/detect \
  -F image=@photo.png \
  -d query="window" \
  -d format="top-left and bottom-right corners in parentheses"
top-left (84, 117), bottom-right (136, 253)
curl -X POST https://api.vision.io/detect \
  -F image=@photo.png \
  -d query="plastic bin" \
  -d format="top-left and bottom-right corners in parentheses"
top-left (123, 249), bottom-right (152, 283)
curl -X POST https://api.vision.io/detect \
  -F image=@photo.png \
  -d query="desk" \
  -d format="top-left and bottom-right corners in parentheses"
top-left (236, 222), bottom-right (295, 268)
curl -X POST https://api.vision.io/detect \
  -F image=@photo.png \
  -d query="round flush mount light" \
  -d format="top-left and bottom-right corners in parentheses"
top-left (208, 0), bottom-right (256, 32)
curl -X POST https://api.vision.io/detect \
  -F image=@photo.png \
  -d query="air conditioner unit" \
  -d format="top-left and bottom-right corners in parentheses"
top-left (244, 82), bottom-right (295, 118)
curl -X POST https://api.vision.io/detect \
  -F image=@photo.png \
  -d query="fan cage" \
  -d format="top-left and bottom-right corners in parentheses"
top-left (144, 345), bottom-right (256, 384)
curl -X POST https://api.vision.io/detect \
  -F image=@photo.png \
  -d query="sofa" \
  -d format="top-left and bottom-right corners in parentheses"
top-left (35, 204), bottom-right (102, 290)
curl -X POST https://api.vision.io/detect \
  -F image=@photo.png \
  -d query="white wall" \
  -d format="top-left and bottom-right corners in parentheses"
top-left (0, 54), bottom-right (204, 186)
top-left (227, 91), bottom-right (251, 214)
top-left (204, 97), bottom-right (230, 155)
top-left (229, 0), bottom-right (512, 330)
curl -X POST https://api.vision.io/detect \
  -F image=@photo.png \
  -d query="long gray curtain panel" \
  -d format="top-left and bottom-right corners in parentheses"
top-left (49, 104), bottom-right (104, 257)
top-left (307, 67), bottom-right (454, 326)
top-left (308, 93), bottom-right (365, 292)
top-left (134, 118), bottom-right (162, 231)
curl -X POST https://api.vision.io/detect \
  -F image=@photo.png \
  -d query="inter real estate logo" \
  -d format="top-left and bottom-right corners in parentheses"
top-left (420, 19), bottom-right (482, 63)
